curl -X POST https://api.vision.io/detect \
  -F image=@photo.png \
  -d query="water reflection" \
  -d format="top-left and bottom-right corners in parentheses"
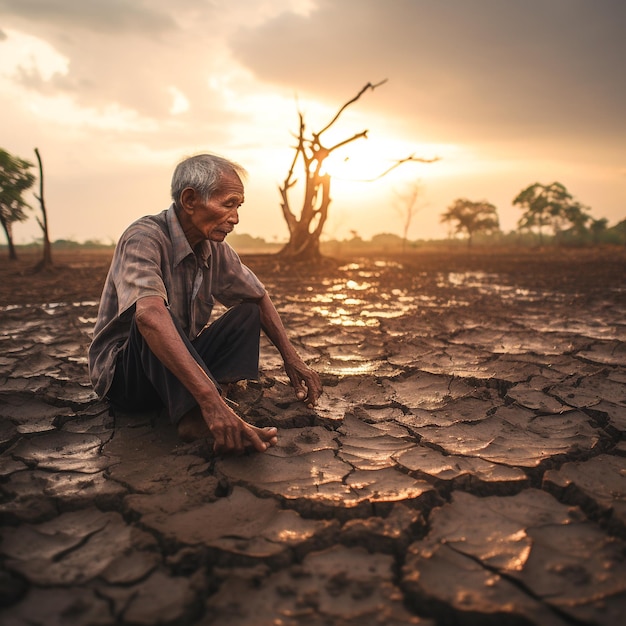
top-left (312, 306), bottom-right (379, 327)
top-left (0, 301), bottom-right (99, 313)
top-left (441, 272), bottom-right (544, 302)
top-left (322, 360), bottom-right (380, 375)
top-left (298, 263), bottom-right (567, 342)
top-left (327, 280), bottom-right (373, 295)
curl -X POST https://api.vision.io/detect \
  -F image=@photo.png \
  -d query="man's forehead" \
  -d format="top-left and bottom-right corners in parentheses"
top-left (217, 172), bottom-right (244, 195)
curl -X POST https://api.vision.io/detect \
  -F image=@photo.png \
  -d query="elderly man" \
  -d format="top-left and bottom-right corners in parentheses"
top-left (88, 153), bottom-right (322, 454)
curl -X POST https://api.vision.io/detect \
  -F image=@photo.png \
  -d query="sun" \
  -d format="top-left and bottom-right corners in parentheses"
top-left (320, 151), bottom-right (381, 181)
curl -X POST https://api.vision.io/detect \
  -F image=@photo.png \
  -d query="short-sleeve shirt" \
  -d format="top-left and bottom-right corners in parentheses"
top-left (88, 205), bottom-right (266, 398)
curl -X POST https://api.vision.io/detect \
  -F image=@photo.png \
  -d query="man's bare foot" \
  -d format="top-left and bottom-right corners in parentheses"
top-left (177, 409), bottom-right (209, 443)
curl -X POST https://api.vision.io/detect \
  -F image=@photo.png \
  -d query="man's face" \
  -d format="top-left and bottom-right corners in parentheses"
top-left (185, 171), bottom-right (244, 244)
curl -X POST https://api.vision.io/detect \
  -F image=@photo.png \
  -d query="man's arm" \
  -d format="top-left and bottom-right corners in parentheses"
top-left (255, 292), bottom-right (323, 408)
top-left (134, 295), bottom-right (277, 453)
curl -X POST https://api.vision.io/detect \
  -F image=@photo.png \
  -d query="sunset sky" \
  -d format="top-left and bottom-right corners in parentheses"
top-left (1, 0), bottom-right (624, 245)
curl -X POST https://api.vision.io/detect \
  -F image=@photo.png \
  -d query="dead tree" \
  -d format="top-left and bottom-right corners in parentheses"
top-left (278, 80), bottom-right (438, 262)
top-left (34, 147), bottom-right (53, 270)
top-left (394, 181), bottom-right (423, 253)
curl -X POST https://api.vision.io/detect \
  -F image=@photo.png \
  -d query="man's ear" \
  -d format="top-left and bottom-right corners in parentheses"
top-left (180, 187), bottom-right (198, 213)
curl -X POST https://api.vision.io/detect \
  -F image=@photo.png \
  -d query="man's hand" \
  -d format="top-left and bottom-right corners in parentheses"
top-left (285, 359), bottom-right (323, 409)
top-left (136, 297), bottom-right (277, 455)
top-left (254, 291), bottom-right (324, 409)
top-left (202, 399), bottom-right (278, 454)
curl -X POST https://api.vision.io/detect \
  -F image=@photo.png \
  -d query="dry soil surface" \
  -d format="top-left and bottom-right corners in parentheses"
top-left (1, 246), bottom-right (626, 625)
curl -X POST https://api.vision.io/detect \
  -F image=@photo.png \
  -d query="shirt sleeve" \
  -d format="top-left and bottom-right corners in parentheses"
top-left (111, 232), bottom-right (168, 316)
top-left (212, 243), bottom-right (266, 307)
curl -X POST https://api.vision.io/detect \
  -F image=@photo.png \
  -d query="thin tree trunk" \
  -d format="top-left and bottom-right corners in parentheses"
top-left (0, 215), bottom-right (18, 260)
top-left (34, 147), bottom-right (53, 270)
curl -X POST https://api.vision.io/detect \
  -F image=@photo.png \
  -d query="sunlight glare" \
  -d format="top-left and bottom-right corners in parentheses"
top-left (320, 135), bottom-right (446, 184)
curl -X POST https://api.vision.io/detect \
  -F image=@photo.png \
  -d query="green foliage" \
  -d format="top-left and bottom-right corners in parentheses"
top-left (610, 219), bottom-right (626, 244)
top-left (52, 238), bottom-right (116, 250)
top-left (370, 233), bottom-right (405, 247)
top-left (227, 233), bottom-right (270, 248)
top-left (0, 147), bottom-right (36, 259)
top-left (440, 198), bottom-right (500, 246)
top-left (561, 218), bottom-right (626, 246)
top-left (513, 182), bottom-right (593, 243)
top-left (0, 149), bottom-right (35, 221)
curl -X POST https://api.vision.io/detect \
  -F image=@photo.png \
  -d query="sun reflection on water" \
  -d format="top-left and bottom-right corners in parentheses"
top-left (323, 361), bottom-right (380, 375)
top-left (293, 262), bottom-right (560, 335)
top-left (312, 305), bottom-right (379, 327)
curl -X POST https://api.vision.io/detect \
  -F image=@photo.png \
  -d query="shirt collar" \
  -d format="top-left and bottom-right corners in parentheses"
top-left (166, 204), bottom-right (211, 268)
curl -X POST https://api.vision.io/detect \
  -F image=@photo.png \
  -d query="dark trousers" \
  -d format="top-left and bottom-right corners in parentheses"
top-left (106, 302), bottom-right (261, 424)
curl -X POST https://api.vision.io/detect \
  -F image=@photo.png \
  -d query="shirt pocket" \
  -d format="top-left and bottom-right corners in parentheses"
top-left (192, 293), bottom-right (216, 337)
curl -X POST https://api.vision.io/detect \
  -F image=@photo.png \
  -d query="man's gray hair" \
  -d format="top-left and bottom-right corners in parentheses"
top-left (171, 154), bottom-right (247, 207)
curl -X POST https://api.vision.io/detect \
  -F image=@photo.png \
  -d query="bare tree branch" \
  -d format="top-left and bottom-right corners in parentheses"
top-left (316, 80), bottom-right (387, 138)
top-left (327, 130), bottom-right (369, 154)
top-left (355, 155), bottom-right (440, 182)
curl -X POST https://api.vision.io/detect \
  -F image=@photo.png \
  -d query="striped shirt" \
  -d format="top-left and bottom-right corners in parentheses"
top-left (88, 204), bottom-right (266, 398)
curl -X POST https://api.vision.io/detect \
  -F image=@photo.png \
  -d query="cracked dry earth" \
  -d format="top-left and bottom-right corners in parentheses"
top-left (1, 248), bottom-right (626, 626)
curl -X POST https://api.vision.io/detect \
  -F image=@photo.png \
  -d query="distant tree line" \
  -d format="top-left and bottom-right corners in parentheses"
top-left (440, 181), bottom-right (624, 248)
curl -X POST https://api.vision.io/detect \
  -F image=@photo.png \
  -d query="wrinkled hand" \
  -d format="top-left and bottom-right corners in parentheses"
top-left (203, 401), bottom-right (277, 455)
top-left (285, 359), bottom-right (323, 408)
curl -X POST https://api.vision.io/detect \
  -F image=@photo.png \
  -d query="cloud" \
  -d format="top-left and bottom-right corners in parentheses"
top-left (0, 0), bottom-right (176, 34)
top-left (0, 0), bottom-right (321, 122)
top-left (3, 0), bottom-right (624, 149)
top-left (230, 0), bottom-right (626, 146)
top-left (1, 0), bottom-right (624, 244)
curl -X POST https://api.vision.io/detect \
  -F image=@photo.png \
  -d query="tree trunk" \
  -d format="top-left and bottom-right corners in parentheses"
top-left (278, 224), bottom-right (323, 261)
top-left (0, 214), bottom-right (18, 260)
top-left (34, 147), bottom-right (53, 270)
top-left (278, 171), bottom-right (330, 262)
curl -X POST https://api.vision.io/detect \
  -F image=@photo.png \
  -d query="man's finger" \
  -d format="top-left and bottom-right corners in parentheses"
top-left (232, 429), bottom-right (245, 454)
top-left (308, 376), bottom-right (323, 404)
top-left (257, 426), bottom-right (278, 447)
top-left (211, 426), bottom-right (226, 451)
top-left (254, 425), bottom-right (277, 437)
top-left (243, 427), bottom-right (269, 453)
top-left (288, 372), bottom-right (304, 394)
top-left (223, 427), bottom-right (237, 454)
top-left (302, 385), bottom-right (320, 407)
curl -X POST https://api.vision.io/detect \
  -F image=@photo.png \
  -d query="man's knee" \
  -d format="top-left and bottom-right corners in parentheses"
top-left (237, 301), bottom-right (260, 319)
top-left (227, 301), bottom-right (261, 331)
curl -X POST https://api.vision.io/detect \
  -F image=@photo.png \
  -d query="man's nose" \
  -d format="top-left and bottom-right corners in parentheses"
top-left (227, 209), bottom-right (239, 224)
